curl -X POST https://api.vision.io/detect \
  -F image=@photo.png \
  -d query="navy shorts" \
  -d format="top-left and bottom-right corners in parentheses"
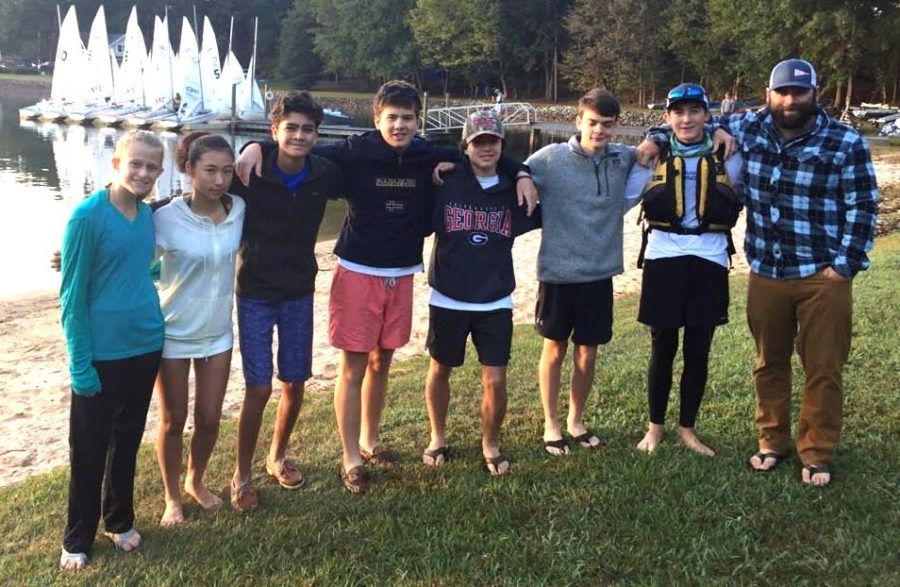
top-left (534, 279), bottom-right (614, 346)
top-left (427, 306), bottom-right (513, 367)
top-left (237, 295), bottom-right (314, 387)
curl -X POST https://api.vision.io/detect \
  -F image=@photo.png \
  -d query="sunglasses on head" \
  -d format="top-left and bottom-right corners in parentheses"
top-left (667, 85), bottom-right (705, 100)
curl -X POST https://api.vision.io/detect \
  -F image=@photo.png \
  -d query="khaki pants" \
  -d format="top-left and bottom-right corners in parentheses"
top-left (746, 272), bottom-right (852, 466)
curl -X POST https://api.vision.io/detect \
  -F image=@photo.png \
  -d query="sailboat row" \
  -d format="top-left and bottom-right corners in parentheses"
top-left (19, 5), bottom-right (267, 131)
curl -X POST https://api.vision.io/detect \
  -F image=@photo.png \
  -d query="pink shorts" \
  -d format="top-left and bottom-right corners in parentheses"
top-left (329, 265), bottom-right (414, 352)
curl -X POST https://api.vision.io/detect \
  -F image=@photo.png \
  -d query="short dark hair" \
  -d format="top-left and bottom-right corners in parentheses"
top-left (577, 88), bottom-right (620, 119)
top-left (373, 80), bottom-right (422, 117)
top-left (174, 131), bottom-right (211, 173)
top-left (270, 90), bottom-right (324, 127)
top-left (186, 134), bottom-right (234, 168)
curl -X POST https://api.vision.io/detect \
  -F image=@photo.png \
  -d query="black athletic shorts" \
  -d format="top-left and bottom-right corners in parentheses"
top-left (638, 255), bottom-right (729, 329)
top-left (427, 306), bottom-right (513, 367)
top-left (534, 279), bottom-right (614, 346)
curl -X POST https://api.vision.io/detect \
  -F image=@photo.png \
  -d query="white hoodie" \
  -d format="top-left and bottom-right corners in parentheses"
top-left (155, 194), bottom-right (245, 357)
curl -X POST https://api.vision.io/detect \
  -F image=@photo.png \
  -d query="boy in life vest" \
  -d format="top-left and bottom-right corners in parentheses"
top-left (631, 83), bottom-right (745, 456)
top-left (525, 89), bottom-right (645, 456)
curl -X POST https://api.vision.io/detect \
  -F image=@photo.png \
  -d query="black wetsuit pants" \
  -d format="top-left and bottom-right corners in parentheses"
top-left (647, 327), bottom-right (715, 428)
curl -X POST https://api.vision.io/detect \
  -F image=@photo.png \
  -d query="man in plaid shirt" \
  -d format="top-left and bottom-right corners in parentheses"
top-left (639, 58), bottom-right (878, 487)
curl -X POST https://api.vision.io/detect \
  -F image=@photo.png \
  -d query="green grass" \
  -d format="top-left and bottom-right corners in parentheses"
top-left (3, 237), bottom-right (900, 585)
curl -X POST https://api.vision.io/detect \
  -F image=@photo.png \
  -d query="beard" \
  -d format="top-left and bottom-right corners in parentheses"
top-left (770, 96), bottom-right (817, 130)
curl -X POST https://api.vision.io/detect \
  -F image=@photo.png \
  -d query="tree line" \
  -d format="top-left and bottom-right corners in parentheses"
top-left (2, 0), bottom-right (899, 106)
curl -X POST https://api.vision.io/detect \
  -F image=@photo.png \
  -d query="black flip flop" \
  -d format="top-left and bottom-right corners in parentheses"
top-left (802, 464), bottom-right (833, 487)
top-left (571, 431), bottom-right (606, 451)
top-left (422, 445), bottom-right (450, 467)
top-left (544, 438), bottom-right (570, 456)
top-left (485, 455), bottom-right (511, 476)
top-left (748, 450), bottom-right (786, 473)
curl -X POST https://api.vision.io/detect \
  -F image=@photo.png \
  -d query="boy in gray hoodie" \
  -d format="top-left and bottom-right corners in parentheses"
top-left (526, 89), bottom-right (643, 455)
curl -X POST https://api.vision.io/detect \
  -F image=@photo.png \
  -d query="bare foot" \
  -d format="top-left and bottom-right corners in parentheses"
top-left (160, 500), bottom-right (185, 527)
top-left (636, 424), bottom-right (664, 453)
top-left (59, 550), bottom-right (87, 570)
top-left (184, 480), bottom-right (224, 511)
top-left (676, 426), bottom-right (715, 457)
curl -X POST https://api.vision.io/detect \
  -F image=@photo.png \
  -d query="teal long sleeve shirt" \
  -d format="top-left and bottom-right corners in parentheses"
top-left (59, 189), bottom-right (164, 395)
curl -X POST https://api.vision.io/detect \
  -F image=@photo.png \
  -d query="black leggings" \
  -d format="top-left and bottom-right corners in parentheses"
top-left (647, 327), bottom-right (715, 428)
top-left (63, 350), bottom-right (161, 553)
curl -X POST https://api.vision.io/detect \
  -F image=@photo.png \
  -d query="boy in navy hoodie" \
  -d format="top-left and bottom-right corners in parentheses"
top-left (422, 111), bottom-right (540, 476)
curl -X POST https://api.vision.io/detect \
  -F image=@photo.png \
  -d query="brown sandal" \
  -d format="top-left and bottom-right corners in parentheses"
top-left (340, 465), bottom-right (371, 494)
top-left (230, 477), bottom-right (258, 512)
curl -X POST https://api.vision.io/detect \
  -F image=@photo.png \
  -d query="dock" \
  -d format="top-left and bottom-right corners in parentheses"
top-left (229, 120), bottom-right (371, 137)
top-left (226, 119), bottom-right (649, 147)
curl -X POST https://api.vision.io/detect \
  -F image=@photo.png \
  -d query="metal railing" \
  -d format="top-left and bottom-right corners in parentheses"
top-left (421, 102), bottom-right (538, 135)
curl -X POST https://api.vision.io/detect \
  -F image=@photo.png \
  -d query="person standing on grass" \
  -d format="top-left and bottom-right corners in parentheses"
top-left (154, 134), bottom-right (245, 526)
top-left (58, 130), bottom-right (166, 570)
top-left (630, 83), bottom-right (745, 457)
top-left (525, 89), bottom-right (644, 457)
top-left (638, 59), bottom-right (878, 486)
top-left (227, 91), bottom-right (344, 511)
top-left (237, 81), bottom-right (536, 494)
top-left (422, 111), bottom-right (540, 476)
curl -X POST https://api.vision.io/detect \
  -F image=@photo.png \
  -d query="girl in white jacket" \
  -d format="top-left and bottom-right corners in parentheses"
top-left (154, 134), bottom-right (245, 526)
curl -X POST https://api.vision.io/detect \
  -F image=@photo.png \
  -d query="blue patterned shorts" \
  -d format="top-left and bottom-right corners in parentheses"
top-left (237, 295), bottom-right (314, 386)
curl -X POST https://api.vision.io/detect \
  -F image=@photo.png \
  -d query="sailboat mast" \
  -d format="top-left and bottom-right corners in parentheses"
top-left (194, 5), bottom-right (204, 110)
top-left (228, 16), bottom-right (234, 54)
top-left (165, 7), bottom-right (175, 108)
top-left (252, 17), bottom-right (258, 70)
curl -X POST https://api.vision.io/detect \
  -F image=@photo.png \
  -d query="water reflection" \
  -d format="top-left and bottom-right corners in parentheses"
top-left (16, 119), bottom-right (252, 202)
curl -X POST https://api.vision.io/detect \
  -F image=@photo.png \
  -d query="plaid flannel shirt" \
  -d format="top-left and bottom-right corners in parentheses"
top-left (648, 108), bottom-right (878, 279)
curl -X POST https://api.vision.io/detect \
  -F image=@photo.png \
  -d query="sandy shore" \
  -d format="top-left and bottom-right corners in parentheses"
top-left (1, 156), bottom-right (897, 488)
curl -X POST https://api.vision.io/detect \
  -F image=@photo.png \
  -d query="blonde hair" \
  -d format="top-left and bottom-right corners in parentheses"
top-left (113, 130), bottom-right (165, 200)
top-left (115, 129), bottom-right (165, 158)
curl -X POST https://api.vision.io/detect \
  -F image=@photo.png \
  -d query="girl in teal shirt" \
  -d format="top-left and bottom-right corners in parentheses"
top-left (58, 131), bottom-right (165, 570)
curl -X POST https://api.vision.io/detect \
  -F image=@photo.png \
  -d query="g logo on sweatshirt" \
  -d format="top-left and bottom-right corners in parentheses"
top-left (469, 232), bottom-right (488, 245)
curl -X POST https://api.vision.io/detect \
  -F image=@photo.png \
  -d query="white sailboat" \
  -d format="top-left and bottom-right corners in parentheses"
top-left (95, 6), bottom-right (149, 125)
top-left (65, 6), bottom-right (117, 123)
top-left (123, 15), bottom-right (177, 127)
top-left (23, 6), bottom-right (88, 121)
top-left (153, 16), bottom-right (218, 130)
top-left (216, 17), bottom-right (248, 117)
top-left (237, 18), bottom-right (266, 121)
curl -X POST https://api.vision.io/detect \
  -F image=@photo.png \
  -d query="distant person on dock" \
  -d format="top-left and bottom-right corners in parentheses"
top-left (638, 58), bottom-right (879, 487)
top-left (524, 89), bottom-right (645, 457)
top-left (236, 80), bottom-right (536, 494)
top-left (720, 92), bottom-right (735, 114)
top-left (58, 131), bottom-right (166, 571)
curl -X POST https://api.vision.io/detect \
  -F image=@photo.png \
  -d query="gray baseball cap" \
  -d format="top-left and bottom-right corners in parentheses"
top-left (769, 59), bottom-right (817, 90)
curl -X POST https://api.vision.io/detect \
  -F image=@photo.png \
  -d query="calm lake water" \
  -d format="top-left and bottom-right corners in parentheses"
top-left (0, 84), bottom-right (576, 297)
